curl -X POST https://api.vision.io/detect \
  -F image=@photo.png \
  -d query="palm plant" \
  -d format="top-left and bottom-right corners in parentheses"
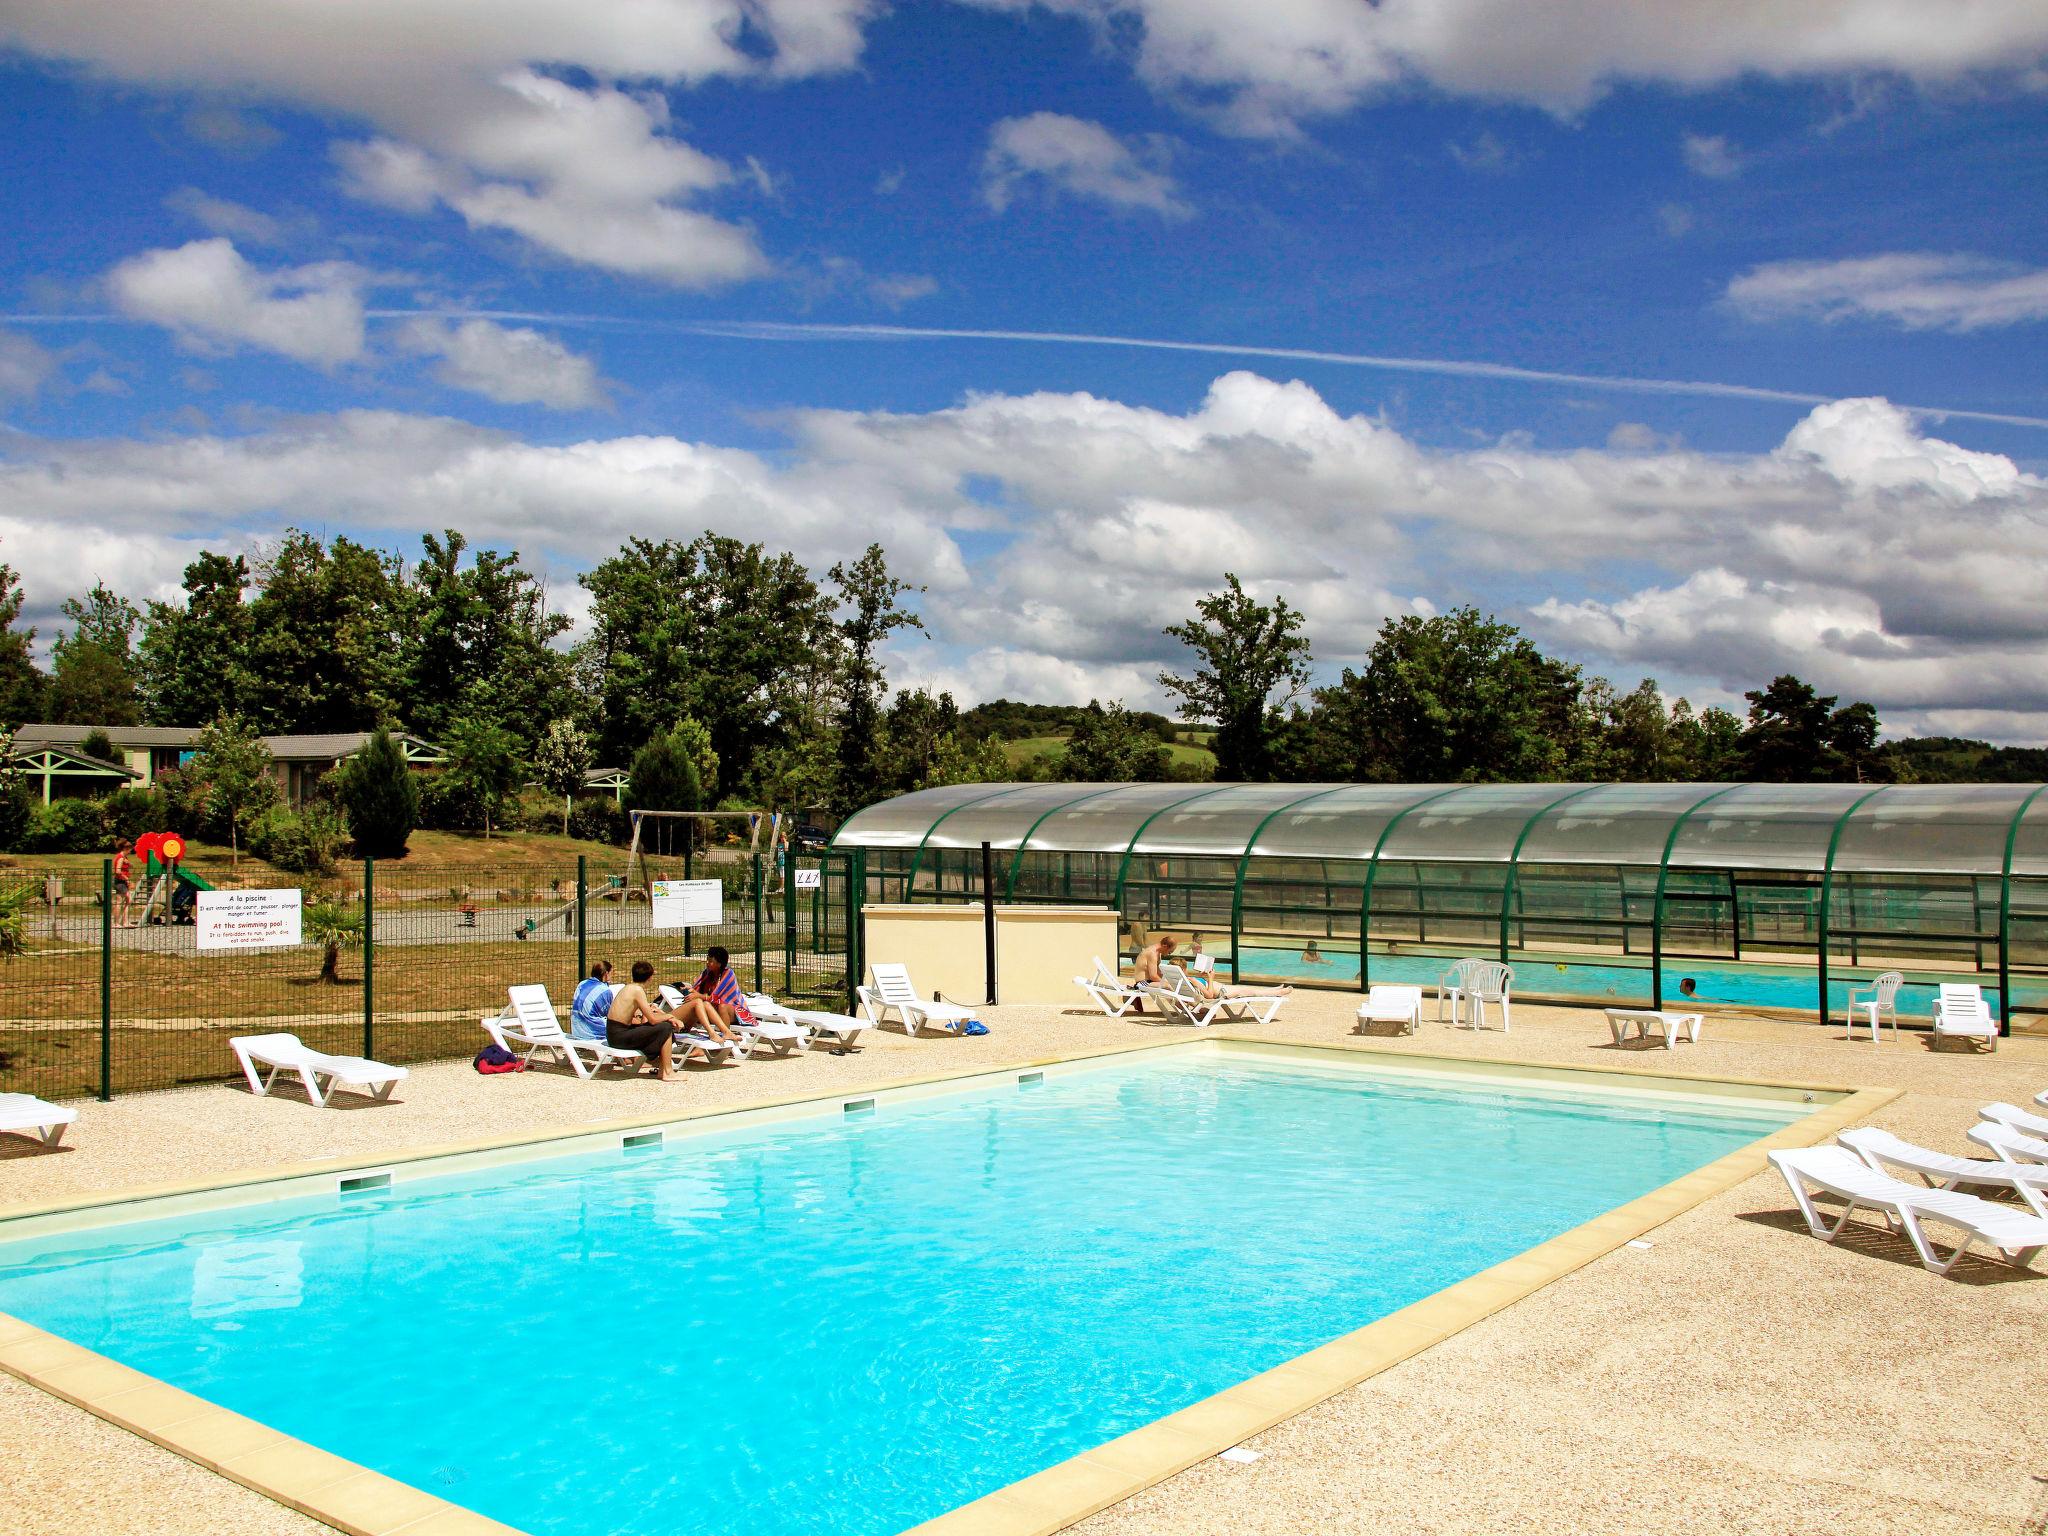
top-left (0, 881), bottom-right (32, 961)
top-left (303, 897), bottom-right (364, 984)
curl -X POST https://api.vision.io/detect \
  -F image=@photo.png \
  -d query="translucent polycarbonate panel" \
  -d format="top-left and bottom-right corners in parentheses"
top-left (833, 783), bottom-right (1027, 849)
top-left (1828, 784), bottom-right (2036, 875)
top-left (1664, 783), bottom-right (1874, 871)
top-left (1515, 783), bottom-right (1731, 868)
top-left (2007, 790), bottom-right (2048, 877)
top-left (1129, 784), bottom-right (1338, 857)
top-left (1365, 861), bottom-right (1510, 947)
top-left (1249, 784), bottom-right (1457, 861)
top-left (1024, 784), bottom-right (1233, 856)
top-left (1377, 784), bottom-right (1597, 864)
top-left (922, 783), bottom-right (1114, 852)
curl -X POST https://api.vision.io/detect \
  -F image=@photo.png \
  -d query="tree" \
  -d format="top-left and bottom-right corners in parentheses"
top-left (302, 897), bottom-right (363, 984)
top-left (1057, 701), bottom-right (1172, 781)
top-left (874, 689), bottom-right (1007, 797)
top-left (0, 560), bottom-right (45, 728)
top-left (192, 712), bottom-right (276, 865)
top-left (670, 716), bottom-right (719, 804)
top-left (1159, 574), bottom-right (1311, 781)
top-left (334, 727), bottom-right (420, 858)
top-left (441, 717), bottom-right (523, 838)
top-left (243, 531), bottom-right (406, 733)
top-left (829, 544), bottom-right (923, 810)
top-left (49, 582), bottom-right (142, 725)
top-left (1666, 699), bottom-right (1743, 780)
top-left (78, 728), bottom-right (118, 766)
top-left (1736, 675), bottom-right (1886, 782)
top-left (401, 530), bottom-right (572, 746)
top-left (628, 729), bottom-right (702, 813)
top-left (531, 718), bottom-right (594, 835)
top-left (0, 729), bottom-right (32, 854)
top-left (136, 552), bottom-right (253, 726)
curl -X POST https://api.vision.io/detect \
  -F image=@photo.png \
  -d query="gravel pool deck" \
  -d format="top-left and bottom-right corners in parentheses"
top-left (3, 994), bottom-right (2046, 1536)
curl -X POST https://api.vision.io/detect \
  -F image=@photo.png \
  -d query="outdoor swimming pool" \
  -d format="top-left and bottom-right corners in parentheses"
top-left (0, 1048), bottom-right (1809, 1536)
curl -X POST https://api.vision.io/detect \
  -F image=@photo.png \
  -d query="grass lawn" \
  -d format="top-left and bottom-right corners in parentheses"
top-left (997, 735), bottom-right (1217, 772)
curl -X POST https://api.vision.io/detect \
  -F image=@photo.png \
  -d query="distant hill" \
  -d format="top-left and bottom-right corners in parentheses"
top-left (1879, 737), bottom-right (2048, 782)
top-left (960, 699), bottom-right (1184, 743)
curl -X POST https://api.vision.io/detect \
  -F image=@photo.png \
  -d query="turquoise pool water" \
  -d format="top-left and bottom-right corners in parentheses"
top-left (0, 1053), bottom-right (1802, 1536)
top-left (1240, 945), bottom-right (2020, 1018)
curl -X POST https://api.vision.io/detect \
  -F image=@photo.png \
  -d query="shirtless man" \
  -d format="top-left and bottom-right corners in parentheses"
top-left (1135, 934), bottom-right (1289, 1006)
top-left (605, 959), bottom-right (683, 1080)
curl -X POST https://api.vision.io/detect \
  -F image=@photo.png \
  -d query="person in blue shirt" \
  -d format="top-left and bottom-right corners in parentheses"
top-left (570, 960), bottom-right (615, 1042)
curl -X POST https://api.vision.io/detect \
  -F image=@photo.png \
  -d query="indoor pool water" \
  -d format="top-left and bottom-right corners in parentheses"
top-left (1240, 945), bottom-right (2022, 1018)
top-left (0, 1053), bottom-right (1802, 1536)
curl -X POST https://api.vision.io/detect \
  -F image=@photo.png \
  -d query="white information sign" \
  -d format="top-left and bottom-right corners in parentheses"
top-left (650, 878), bottom-right (724, 931)
top-left (196, 888), bottom-right (303, 952)
top-left (793, 868), bottom-right (822, 891)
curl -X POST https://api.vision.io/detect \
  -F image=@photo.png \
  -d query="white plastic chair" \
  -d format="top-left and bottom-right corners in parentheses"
top-left (1435, 958), bottom-right (1483, 1023)
top-left (1931, 983), bottom-right (1998, 1051)
top-left (1844, 971), bottom-right (1904, 1043)
top-left (1444, 960), bottom-right (1513, 1031)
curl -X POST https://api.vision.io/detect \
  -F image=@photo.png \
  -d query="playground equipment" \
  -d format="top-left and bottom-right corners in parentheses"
top-left (512, 809), bottom-right (786, 940)
top-left (132, 831), bottom-right (214, 925)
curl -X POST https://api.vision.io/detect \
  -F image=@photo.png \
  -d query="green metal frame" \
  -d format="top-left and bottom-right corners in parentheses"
top-left (1996, 784), bottom-right (2048, 1036)
top-left (1648, 784), bottom-right (1744, 1009)
top-left (1814, 786), bottom-right (1891, 1026)
top-left (1498, 785), bottom-right (1605, 965)
top-left (902, 785), bottom-right (1032, 897)
top-left (1228, 786), bottom-right (1356, 984)
top-left (1357, 786), bottom-right (1466, 991)
top-left (1110, 784), bottom-right (1242, 920)
top-left (1003, 785), bottom-right (1127, 898)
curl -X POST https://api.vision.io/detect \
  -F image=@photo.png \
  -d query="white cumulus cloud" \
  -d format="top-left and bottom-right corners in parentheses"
top-left (1681, 132), bottom-right (1742, 178)
top-left (982, 112), bottom-right (1191, 218)
top-left (104, 238), bottom-right (368, 366)
top-left (395, 318), bottom-right (608, 410)
top-left (1725, 252), bottom-right (2048, 332)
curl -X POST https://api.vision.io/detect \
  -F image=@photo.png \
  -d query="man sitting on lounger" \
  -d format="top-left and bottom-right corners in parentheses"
top-left (606, 960), bottom-right (684, 1080)
top-left (669, 945), bottom-right (750, 1045)
top-left (1135, 935), bottom-right (1289, 1008)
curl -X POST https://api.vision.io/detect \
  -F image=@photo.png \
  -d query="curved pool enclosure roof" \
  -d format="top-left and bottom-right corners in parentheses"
top-left (833, 781), bottom-right (2048, 876)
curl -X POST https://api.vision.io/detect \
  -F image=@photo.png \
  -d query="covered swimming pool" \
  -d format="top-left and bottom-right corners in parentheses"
top-left (832, 781), bottom-right (2048, 1030)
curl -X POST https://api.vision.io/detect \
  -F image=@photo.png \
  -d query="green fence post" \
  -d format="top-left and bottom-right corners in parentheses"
top-left (362, 858), bottom-right (375, 1060)
top-left (576, 854), bottom-right (587, 986)
top-left (783, 857), bottom-right (797, 994)
top-left (683, 837), bottom-right (694, 960)
top-left (849, 848), bottom-right (866, 1013)
top-left (99, 857), bottom-right (113, 1102)
top-left (752, 852), bottom-right (765, 992)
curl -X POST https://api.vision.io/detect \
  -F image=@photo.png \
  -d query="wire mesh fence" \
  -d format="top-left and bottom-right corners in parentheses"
top-left (0, 851), bottom-right (858, 1102)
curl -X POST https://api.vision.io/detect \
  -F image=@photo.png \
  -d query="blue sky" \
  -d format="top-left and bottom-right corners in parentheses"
top-left (3, 1), bottom-right (2047, 738)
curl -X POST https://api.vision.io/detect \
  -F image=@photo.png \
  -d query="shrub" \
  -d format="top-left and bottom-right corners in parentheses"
top-left (151, 765), bottom-right (213, 836)
top-left (416, 771), bottom-right (484, 832)
top-left (628, 730), bottom-right (701, 814)
top-left (78, 728), bottom-right (118, 765)
top-left (24, 798), bottom-right (109, 854)
top-left (334, 728), bottom-right (419, 858)
top-left (248, 805), bottom-right (345, 876)
top-left (100, 787), bottom-right (159, 848)
top-left (567, 798), bottom-right (630, 846)
top-left (0, 780), bottom-right (32, 854)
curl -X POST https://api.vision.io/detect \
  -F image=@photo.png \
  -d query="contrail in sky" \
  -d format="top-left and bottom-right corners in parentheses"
top-left (16, 308), bottom-right (2048, 431)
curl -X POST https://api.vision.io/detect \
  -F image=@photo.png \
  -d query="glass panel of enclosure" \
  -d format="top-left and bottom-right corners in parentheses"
top-left (1829, 784), bottom-right (2031, 874)
top-left (832, 782), bottom-right (1015, 849)
top-left (1376, 783), bottom-right (1594, 863)
top-left (1024, 783), bottom-right (1218, 855)
top-left (1126, 783), bottom-right (1329, 855)
top-left (1664, 782), bottom-right (1873, 870)
top-left (1514, 782), bottom-right (1729, 866)
top-left (922, 783), bottom-right (1111, 852)
top-left (1250, 784), bottom-right (1463, 860)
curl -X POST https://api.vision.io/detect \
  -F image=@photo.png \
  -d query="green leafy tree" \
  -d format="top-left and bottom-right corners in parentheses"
top-left (78, 728), bottom-right (118, 766)
top-left (302, 896), bottom-right (363, 984)
top-left (0, 560), bottom-right (45, 728)
top-left (531, 717), bottom-right (594, 835)
top-left (1667, 699), bottom-right (1743, 780)
top-left (670, 715), bottom-right (720, 804)
top-left (1736, 675), bottom-right (1886, 782)
top-left (577, 539), bottom-right (702, 771)
top-left (192, 712), bottom-right (276, 865)
top-left (442, 717), bottom-right (524, 839)
top-left (334, 727), bottom-right (420, 857)
top-left (628, 728), bottom-right (703, 813)
top-left (244, 531), bottom-right (406, 733)
top-left (0, 729), bottom-right (32, 853)
top-left (829, 544), bottom-right (923, 810)
top-left (1159, 574), bottom-right (1311, 781)
top-left (402, 530), bottom-right (572, 745)
top-left (875, 689), bottom-right (1007, 796)
top-left (136, 553), bottom-right (253, 725)
top-left (1057, 701), bottom-right (1172, 781)
top-left (49, 582), bottom-right (142, 725)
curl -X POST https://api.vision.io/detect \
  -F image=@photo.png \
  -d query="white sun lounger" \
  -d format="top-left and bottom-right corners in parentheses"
top-left (1839, 1126), bottom-right (2048, 1219)
top-left (767, 1003), bottom-right (873, 1054)
top-left (1769, 1145), bottom-right (2048, 1275)
top-left (859, 963), bottom-right (979, 1036)
top-left (230, 1033), bottom-right (408, 1108)
top-left (1971, 1122), bottom-right (2048, 1166)
top-left (1156, 962), bottom-right (1288, 1028)
top-left (1076, 958), bottom-right (1144, 1018)
top-left (1980, 1101), bottom-right (2048, 1140)
top-left (0, 1092), bottom-right (77, 1148)
top-left (487, 984), bottom-right (641, 1076)
top-left (656, 985), bottom-right (807, 1058)
top-left (1355, 985), bottom-right (1423, 1035)
top-left (1604, 1008), bottom-right (1703, 1049)
top-left (1931, 983), bottom-right (1998, 1050)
